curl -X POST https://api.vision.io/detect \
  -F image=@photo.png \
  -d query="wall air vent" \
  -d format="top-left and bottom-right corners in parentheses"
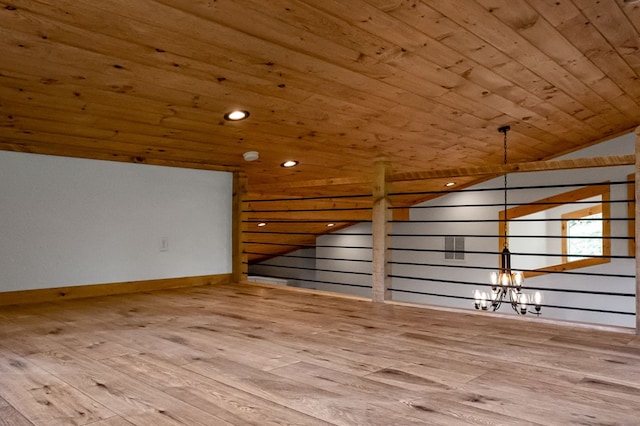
top-left (444, 236), bottom-right (465, 261)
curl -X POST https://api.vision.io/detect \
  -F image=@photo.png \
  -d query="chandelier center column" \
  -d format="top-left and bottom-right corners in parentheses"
top-left (372, 157), bottom-right (392, 303)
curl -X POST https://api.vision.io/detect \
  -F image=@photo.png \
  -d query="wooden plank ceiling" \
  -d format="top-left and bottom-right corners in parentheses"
top-left (1, 0), bottom-right (640, 262)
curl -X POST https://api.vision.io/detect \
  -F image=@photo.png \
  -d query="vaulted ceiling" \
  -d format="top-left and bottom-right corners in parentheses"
top-left (1, 0), bottom-right (639, 261)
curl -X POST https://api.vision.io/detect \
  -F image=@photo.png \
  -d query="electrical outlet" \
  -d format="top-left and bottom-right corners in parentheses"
top-left (160, 237), bottom-right (169, 252)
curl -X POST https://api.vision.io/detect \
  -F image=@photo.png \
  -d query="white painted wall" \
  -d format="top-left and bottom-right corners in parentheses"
top-left (0, 152), bottom-right (232, 292)
top-left (316, 224), bottom-right (372, 298)
top-left (249, 248), bottom-right (317, 288)
top-left (248, 225), bottom-right (374, 297)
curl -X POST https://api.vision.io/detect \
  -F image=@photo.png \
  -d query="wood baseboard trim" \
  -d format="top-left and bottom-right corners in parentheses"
top-left (0, 274), bottom-right (231, 307)
top-left (241, 280), bottom-right (371, 301)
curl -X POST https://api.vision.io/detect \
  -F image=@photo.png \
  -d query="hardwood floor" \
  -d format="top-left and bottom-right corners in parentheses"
top-left (1, 283), bottom-right (639, 425)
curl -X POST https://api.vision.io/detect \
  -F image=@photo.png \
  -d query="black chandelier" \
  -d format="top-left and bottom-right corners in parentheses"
top-left (473, 125), bottom-right (542, 315)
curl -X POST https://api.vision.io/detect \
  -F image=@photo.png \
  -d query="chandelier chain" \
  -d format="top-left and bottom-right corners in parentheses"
top-left (502, 126), bottom-right (509, 249)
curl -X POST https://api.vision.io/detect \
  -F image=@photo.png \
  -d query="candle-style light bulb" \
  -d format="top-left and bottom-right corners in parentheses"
top-left (534, 291), bottom-right (543, 312)
top-left (501, 273), bottom-right (510, 286)
top-left (473, 290), bottom-right (481, 309)
top-left (534, 291), bottom-right (542, 305)
top-left (519, 293), bottom-right (528, 314)
top-left (514, 271), bottom-right (523, 286)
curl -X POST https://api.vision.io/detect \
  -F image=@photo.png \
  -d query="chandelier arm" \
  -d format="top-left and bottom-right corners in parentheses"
top-left (491, 289), bottom-right (501, 311)
top-left (495, 298), bottom-right (504, 311)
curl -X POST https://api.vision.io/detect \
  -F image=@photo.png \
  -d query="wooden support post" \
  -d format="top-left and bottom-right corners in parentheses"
top-left (372, 159), bottom-right (392, 303)
top-left (635, 128), bottom-right (640, 335)
top-left (232, 171), bottom-right (248, 283)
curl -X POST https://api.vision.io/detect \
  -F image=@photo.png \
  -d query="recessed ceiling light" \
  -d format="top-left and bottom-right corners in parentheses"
top-left (257, 222), bottom-right (267, 227)
top-left (445, 182), bottom-right (456, 187)
top-left (281, 160), bottom-right (299, 168)
top-left (326, 223), bottom-right (335, 227)
top-left (224, 110), bottom-right (250, 121)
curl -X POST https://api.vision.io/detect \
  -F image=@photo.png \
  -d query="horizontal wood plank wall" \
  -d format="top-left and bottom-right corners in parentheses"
top-left (0, 274), bottom-right (231, 307)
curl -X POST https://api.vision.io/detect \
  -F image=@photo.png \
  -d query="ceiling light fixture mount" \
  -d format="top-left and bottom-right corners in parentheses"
top-left (473, 125), bottom-right (542, 315)
top-left (224, 110), bottom-right (250, 121)
top-left (243, 151), bottom-right (259, 162)
top-left (281, 160), bottom-right (299, 168)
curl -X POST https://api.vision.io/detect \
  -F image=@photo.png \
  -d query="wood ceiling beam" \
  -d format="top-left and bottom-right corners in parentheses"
top-left (389, 154), bottom-right (635, 182)
top-left (249, 176), bottom-right (373, 192)
top-left (249, 154), bottom-right (635, 189)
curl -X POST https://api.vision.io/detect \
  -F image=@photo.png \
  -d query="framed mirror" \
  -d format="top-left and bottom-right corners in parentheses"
top-left (502, 183), bottom-right (610, 278)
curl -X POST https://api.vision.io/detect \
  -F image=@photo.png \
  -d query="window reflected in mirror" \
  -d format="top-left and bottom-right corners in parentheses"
top-left (562, 202), bottom-right (603, 262)
top-left (504, 183), bottom-right (610, 278)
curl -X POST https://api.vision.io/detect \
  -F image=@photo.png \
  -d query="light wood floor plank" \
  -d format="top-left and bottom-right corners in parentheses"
top-left (24, 346), bottom-right (234, 425)
top-left (103, 353), bottom-right (331, 426)
top-left (0, 406), bottom-right (35, 426)
top-left (0, 395), bottom-right (35, 426)
top-left (83, 417), bottom-right (134, 426)
top-left (1, 282), bottom-right (639, 425)
top-left (0, 348), bottom-right (115, 425)
top-left (266, 361), bottom-right (530, 425)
